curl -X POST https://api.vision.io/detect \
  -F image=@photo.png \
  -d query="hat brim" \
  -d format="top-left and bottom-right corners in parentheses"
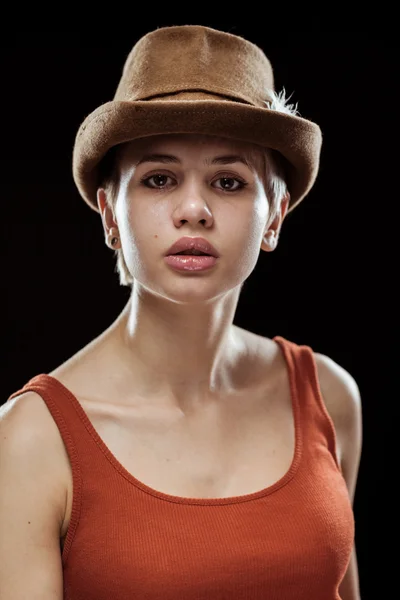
top-left (73, 99), bottom-right (322, 213)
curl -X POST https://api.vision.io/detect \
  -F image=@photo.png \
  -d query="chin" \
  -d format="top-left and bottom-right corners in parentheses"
top-left (140, 277), bottom-right (230, 305)
top-left (165, 286), bottom-right (223, 305)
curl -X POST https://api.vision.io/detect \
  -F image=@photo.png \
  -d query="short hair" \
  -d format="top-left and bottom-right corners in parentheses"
top-left (98, 89), bottom-right (298, 287)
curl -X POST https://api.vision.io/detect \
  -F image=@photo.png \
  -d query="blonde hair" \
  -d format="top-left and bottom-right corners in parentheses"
top-left (100, 88), bottom-right (299, 287)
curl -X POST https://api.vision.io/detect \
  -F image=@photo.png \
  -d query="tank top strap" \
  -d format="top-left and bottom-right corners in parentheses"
top-left (273, 336), bottom-right (341, 473)
top-left (8, 372), bottom-right (115, 464)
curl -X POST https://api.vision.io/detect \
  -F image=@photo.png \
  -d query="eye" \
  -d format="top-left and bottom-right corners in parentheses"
top-left (213, 176), bottom-right (246, 192)
top-left (141, 174), bottom-right (175, 189)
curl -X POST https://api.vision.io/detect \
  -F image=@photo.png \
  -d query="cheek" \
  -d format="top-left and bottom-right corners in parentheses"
top-left (115, 197), bottom-right (136, 250)
top-left (219, 191), bottom-right (268, 284)
top-left (252, 184), bottom-right (270, 225)
top-left (239, 191), bottom-right (269, 256)
top-left (237, 222), bottom-right (264, 274)
top-left (114, 194), bottom-right (144, 270)
top-left (115, 194), bottom-right (166, 266)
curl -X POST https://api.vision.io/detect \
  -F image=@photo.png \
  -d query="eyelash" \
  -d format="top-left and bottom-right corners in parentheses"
top-left (140, 172), bottom-right (248, 192)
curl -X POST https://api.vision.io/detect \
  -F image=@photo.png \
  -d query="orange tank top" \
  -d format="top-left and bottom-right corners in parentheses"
top-left (7, 335), bottom-right (355, 599)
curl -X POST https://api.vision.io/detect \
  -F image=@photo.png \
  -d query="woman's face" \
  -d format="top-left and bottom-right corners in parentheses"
top-left (109, 133), bottom-right (276, 303)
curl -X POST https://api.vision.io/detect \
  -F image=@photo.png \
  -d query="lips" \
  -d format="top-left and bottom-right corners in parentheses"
top-left (166, 236), bottom-right (219, 258)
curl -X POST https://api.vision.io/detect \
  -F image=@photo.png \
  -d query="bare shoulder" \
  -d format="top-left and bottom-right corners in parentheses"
top-left (313, 352), bottom-right (363, 495)
top-left (1, 392), bottom-right (66, 596)
top-left (1, 390), bottom-right (70, 529)
top-left (312, 357), bottom-right (363, 597)
top-left (313, 352), bottom-right (362, 431)
top-left (2, 390), bottom-right (57, 436)
top-left (3, 389), bottom-right (67, 448)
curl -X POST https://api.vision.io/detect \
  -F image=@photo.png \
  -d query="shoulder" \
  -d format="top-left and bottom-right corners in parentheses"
top-left (313, 352), bottom-right (363, 503)
top-left (313, 352), bottom-right (362, 435)
top-left (3, 388), bottom-right (73, 478)
top-left (2, 389), bottom-right (59, 431)
top-left (264, 336), bottom-right (362, 438)
top-left (1, 391), bottom-right (61, 466)
top-left (1, 390), bottom-right (69, 525)
top-left (2, 390), bottom-right (71, 475)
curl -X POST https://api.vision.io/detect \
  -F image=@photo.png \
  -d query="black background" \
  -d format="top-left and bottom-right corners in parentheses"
top-left (2, 24), bottom-right (397, 599)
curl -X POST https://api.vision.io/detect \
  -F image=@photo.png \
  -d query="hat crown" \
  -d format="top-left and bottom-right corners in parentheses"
top-left (114, 25), bottom-right (275, 108)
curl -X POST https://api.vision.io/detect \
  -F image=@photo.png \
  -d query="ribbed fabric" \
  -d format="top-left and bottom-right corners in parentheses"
top-left (7, 336), bottom-right (354, 599)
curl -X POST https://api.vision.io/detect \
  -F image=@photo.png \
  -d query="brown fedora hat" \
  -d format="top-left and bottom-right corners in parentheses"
top-left (72, 25), bottom-right (322, 214)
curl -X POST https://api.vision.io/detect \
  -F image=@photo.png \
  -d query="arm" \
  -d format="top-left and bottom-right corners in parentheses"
top-left (0, 392), bottom-right (66, 599)
top-left (315, 353), bottom-right (363, 600)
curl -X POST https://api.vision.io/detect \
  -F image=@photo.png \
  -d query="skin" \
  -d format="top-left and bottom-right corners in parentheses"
top-left (97, 133), bottom-right (290, 412)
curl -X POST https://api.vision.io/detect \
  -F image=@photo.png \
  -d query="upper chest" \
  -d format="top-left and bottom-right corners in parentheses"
top-left (54, 349), bottom-right (296, 540)
top-left (84, 368), bottom-right (293, 483)
top-left (52, 339), bottom-right (343, 543)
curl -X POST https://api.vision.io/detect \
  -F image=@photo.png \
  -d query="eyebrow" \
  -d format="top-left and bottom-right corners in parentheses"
top-left (136, 153), bottom-right (253, 168)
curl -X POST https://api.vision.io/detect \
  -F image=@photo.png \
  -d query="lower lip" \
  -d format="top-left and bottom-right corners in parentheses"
top-left (164, 255), bottom-right (218, 271)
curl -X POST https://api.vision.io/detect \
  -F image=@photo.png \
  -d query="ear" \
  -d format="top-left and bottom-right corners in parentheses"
top-left (260, 192), bottom-right (290, 253)
top-left (97, 188), bottom-right (118, 234)
top-left (97, 188), bottom-right (121, 250)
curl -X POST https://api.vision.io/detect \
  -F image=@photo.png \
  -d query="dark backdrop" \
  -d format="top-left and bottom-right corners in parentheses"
top-left (2, 26), bottom-right (397, 599)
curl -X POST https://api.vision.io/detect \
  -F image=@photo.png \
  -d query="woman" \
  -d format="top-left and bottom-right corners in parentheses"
top-left (1, 25), bottom-right (362, 599)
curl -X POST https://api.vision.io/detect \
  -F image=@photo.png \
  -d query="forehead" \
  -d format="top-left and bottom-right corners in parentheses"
top-left (118, 133), bottom-right (266, 167)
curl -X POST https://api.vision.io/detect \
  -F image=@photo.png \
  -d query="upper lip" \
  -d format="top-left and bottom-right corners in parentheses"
top-left (165, 236), bottom-right (219, 257)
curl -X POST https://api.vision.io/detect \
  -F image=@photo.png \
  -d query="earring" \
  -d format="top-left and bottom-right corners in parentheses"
top-left (264, 231), bottom-right (276, 249)
top-left (107, 227), bottom-right (119, 248)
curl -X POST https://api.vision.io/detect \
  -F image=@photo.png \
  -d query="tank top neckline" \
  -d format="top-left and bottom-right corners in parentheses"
top-left (32, 335), bottom-right (304, 505)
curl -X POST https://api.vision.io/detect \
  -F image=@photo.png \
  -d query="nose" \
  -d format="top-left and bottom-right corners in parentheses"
top-left (171, 180), bottom-right (214, 229)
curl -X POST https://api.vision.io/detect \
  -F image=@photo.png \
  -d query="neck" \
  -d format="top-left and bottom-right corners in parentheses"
top-left (108, 285), bottom-right (246, 409)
